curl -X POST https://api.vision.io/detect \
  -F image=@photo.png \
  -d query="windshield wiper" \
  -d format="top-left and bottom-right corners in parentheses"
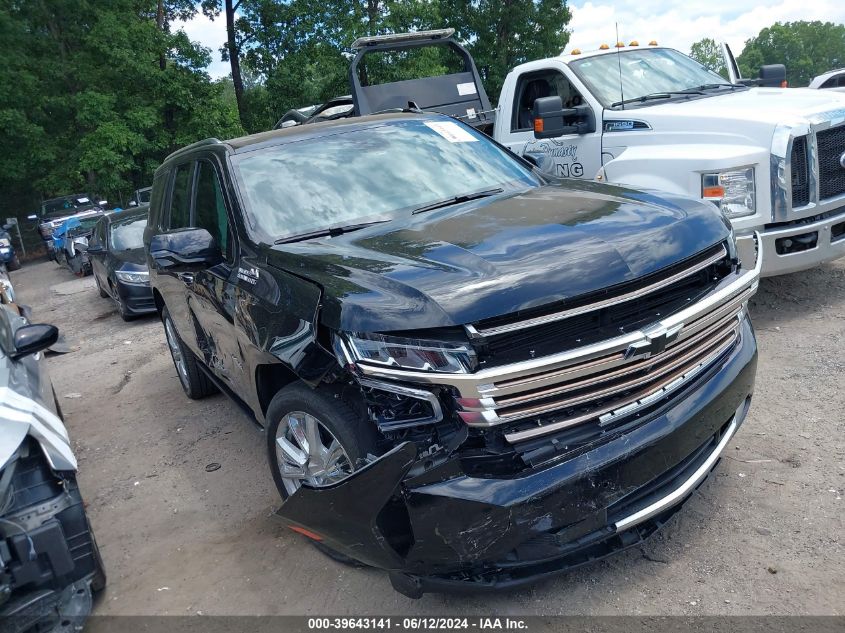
top-left (274, 219), bottom-right (389, 244)
top-left (411, 188), bottom-right (504, 215)
top-left (688, 82), bottom-right (747, 91)
top-left (611, 90), bottom-right (705, 108)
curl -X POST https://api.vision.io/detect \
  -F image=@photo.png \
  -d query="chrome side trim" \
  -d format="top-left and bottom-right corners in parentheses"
top-left (472, 245), bottom-right (727, 337)
top-left (356, 377), bottom-right (444, 430)
top-left (613, 416), bottom-right (739, 531)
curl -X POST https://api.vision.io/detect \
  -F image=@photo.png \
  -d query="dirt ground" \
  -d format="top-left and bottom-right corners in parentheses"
top-left (7, 257), bottom-right (843, 616)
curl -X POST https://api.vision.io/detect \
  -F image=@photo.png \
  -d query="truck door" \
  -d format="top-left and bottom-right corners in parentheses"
top-left (502, 67), bottom-right (602, 180)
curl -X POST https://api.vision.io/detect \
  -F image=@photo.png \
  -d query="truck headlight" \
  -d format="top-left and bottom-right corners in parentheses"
top-left (702, 168), bottom-right (755, 218)
top-left (345, 332), bottom-right (478, 374)
top-left (115, 270), bottom-right (149, 284)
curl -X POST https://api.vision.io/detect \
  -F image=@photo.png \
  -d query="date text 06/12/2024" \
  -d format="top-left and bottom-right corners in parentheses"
top-left (307, 618), bottom-right (529, 630)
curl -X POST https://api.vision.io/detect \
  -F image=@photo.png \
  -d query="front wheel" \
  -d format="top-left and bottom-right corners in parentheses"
top-left (6, 255), bottom-right (20, 271)
top-left (161, 307), bottom-right (217, 399)
top-left (265, 383), bottom-right (378, 501)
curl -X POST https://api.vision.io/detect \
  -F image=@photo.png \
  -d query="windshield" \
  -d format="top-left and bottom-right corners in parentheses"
top-left (110, 217), bottom-right (146, 250)
top-left (232, 118), bottom-right (540, 241)
top-left (570, 48), bottom-right (731, 107)
top-left (66, 217), bottom-right (101, 236)
top-left (42, 194), bottom-right (94, 218)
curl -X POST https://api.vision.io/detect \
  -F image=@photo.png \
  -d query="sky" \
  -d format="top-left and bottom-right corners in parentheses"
top-left (180, 1), bottom-right (845, 80)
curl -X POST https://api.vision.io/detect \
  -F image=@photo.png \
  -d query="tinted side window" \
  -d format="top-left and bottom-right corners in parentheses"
top-left (169, 163), bottom-right (193, 229)
top-left (194, 161), bottom-right (232, 261)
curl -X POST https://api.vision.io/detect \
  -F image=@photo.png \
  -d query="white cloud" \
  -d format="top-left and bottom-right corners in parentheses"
top-left (177, 12), bottom-right (230, 79)
top-left (568, 0), bottom-right (845, 59)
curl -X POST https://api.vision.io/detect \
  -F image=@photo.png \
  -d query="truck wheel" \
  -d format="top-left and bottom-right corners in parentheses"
top-left (265, 383), bottom-right (378, 501)
top-left (7, 255), bottom-right (21, 271)
top-left (161, 307), bottom-right (217, 399)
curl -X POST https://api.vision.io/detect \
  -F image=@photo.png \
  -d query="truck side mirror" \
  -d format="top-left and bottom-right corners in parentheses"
top-left (533, 96), bottom-right (596, 139)
top-left (149, 229), bottom-right (223, 272)
top-left (758, 64), bottom-right (787, 88)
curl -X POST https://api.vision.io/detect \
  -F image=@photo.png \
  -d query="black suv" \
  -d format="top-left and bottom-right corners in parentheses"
top-left (145, 113), bottom-right (760, 597)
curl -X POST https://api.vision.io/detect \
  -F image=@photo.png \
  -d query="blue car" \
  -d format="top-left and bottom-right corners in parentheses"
top-left (0, 229), bottom-right (20, 271)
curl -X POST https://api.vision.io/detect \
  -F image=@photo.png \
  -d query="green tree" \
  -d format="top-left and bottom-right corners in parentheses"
top-left (0, 0), bottom-right (242, 233)
top-left (689, 37), bottom-right (728, 78)
top-left (444, 0), bottom-right (571, 102)
top-left (737, 21), bottom-right (845, 87)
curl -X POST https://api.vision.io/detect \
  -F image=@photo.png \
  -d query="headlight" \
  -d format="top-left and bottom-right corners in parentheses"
top-left (702, 167), bottom-right (756, 218)
top-left (0, 239), bottom-right (10, 247)
top-left (345, 332), bottom-right (478, 374)
top-left (115, 270), bottom-right (149, 284)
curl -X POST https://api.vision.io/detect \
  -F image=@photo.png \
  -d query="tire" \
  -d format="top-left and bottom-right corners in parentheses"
top-left (95, 276), bottom-right (108, 298)
top-left (6, 256), bottom-right (21, 271)
top-left (161, 306), bottom-right (217, 399)
top-left (265, 382), bottom-right (378, 502)
top-left (115, 289), bottom-right (134, 322)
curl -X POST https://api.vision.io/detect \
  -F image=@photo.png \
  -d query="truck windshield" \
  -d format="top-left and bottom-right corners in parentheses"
top-left (110, 217), bottom-right (146, 250)
top-left (232, 118), bottom-right (540, 242)
top-left (42, 195), bottom-right (94, 218)
top-left (570, 48), bottom-right (733, 108)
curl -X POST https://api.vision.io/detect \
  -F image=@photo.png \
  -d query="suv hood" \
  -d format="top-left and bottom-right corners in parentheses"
top-left (267, 181), bottom-right (730, 332)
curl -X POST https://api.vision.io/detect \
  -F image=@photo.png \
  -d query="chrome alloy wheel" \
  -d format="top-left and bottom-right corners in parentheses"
top-left (164, 318), bottom-right (188, 386)
top-left (275, 411), bottom-right (353, 496)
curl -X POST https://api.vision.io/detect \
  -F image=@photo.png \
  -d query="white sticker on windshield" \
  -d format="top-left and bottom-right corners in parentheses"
top-left (424, 121), bottom-right (478, 143)
top-left (457, 82), bottom-right (477, 96)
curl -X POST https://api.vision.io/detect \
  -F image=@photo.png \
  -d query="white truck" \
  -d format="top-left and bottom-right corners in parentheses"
top-left (493, 43), bottom-right (845, 277)
top-left (287, 30), bottom-right (845, 277)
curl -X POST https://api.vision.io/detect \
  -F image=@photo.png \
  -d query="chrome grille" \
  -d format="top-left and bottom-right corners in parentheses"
top-left (817, 125), bottom-right (845, 200)
top-left (354, 236), bottom-right (761, 444)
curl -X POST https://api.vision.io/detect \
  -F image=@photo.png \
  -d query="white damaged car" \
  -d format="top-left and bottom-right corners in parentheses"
top-left (0, 294), bottom-right (105, 632)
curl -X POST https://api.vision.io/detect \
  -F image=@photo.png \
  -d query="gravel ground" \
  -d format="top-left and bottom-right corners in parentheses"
top-left (7, 257), bottom-right (843, 616)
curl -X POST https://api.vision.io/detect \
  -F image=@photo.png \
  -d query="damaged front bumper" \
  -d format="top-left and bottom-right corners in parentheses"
top-left (278, 317), bottom-right (757, 597)
top-left (1, 439), bottom-right (105, 632)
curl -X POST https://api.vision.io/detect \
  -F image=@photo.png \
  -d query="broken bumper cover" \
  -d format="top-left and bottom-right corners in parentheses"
top-left (278, 317), bottom-right (756, 597)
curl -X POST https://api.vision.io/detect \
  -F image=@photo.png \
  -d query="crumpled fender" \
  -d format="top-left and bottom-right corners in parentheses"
top-left (276, 442), bottom-right (417, 569)
top-left (0, 386), bottom-right (76, 471)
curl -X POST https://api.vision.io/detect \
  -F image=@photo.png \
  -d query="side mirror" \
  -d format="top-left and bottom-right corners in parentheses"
top-left (128, 201), bottom-right (138, 207)
top-left (532, 96), bottom-right (595, 139)
top-left (72, 237), bottom-right (88, 251)
top-left (759, 64), bottom-right (787, 88)
top-left (149, 228), bottom-right (222, 272)
top-left (12, 323), bottom-right (59, 359)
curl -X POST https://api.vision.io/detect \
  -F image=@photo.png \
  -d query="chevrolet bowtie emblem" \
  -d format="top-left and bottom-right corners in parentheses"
top-left (625, 324), bottom-right (683, 361)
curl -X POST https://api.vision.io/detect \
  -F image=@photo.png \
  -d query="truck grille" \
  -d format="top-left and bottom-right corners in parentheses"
top-left (817, 126), bottom-right (845, 200)
top-left (354, 238), bottom-right (760, 444)
top-left (474, 244), bottom-right (730, 366)
top-left (497, 303), bottom-right (743, 443)
top-left (791, 136), bottom-right (810, 207)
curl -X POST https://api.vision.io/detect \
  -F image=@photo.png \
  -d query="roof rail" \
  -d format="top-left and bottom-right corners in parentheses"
top-left (164, 137), bottom-right (224, 162)
top-left (352, 28), bottom-right (455, 50)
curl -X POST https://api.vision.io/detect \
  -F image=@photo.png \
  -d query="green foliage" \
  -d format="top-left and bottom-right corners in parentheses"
top-left (737, 21), bottom-right (845, 87)
top-left (689, 38), bottom-right (729, 79)
top-left (0, 0), bottom-right (242, 221)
